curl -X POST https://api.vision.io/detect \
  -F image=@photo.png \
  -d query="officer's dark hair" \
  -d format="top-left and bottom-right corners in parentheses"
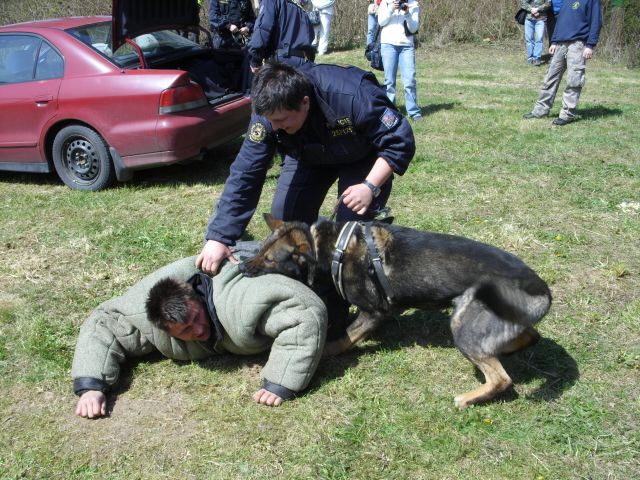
top-left (146, 277), bottom-right (200, 332)
top-left (252, 60), bottom-right (313, 116)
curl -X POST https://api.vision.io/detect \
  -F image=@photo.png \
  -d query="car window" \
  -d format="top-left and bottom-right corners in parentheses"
top-left (35, 44), bottom-right (64, 80)
top-left (0, 35), bottom-right (39, 84)
top-left (66, 21), bottom-right (204, 69)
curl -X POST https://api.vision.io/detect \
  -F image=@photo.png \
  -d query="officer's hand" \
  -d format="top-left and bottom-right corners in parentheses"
top-left (76, 391), bottom-right (107, 418)
top-left (341, 184), bottom-right (374, 215)
top-left (240, 26), bottom-right (250, 35)
top-left (196, 240), bottom-right (239, 275)
top-left (229, 24), bottom-right (239, 33)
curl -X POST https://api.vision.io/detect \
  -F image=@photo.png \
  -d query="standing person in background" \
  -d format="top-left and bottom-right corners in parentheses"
top-left (247, 0), bottom-right (316, 73)
top-left (311, 0), bottom-right (336, 56)
top-left (367, 0), bottom-right (382, 45)
top-left (378, 0), bottom-right (422, 121)
top-left (523, 0), bottom-right (602, 125)
top-left (521, 0), bottom-right (551, 66)
top-left (546, 0), bottom-right (563, 46)
top-left (209, 0), bottom-right (257, 49)
top-left (180, 0), bottom-right (203, 43)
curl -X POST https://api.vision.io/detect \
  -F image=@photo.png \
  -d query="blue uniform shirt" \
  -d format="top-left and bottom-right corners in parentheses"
top-left (205, 63), bottom-right (416, 245)
top-left (247, 0), bottom-right (315, 67)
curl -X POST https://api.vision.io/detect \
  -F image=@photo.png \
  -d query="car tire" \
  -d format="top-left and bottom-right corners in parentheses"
top-left (52, 125), bottom-right (116, 192)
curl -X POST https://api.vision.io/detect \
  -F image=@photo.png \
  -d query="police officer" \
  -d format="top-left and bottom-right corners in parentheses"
top-left (209, 0), bottom-right (257, 49)
top-left (196, 61), bottom-right (416, 275)
top-left (247, 0), bottom-right (316, 73)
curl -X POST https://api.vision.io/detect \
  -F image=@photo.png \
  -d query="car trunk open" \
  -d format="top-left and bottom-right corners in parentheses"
top-left (110, 0), bottom-right (251, 106)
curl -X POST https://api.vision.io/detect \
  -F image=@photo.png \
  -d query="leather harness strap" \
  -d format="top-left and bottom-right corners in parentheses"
top-left (330, 221), bottom-right (395, 303)
top-left (364, 221), bottom-right (395, 302)
top-left (331, 221), bottom-right (358, 299)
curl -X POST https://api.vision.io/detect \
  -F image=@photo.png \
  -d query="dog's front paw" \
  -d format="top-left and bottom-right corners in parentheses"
top-left (454, 394), bottom-right (471, 409)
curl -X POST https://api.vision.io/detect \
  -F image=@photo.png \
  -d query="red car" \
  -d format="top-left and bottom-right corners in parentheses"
top-left (0, 0), bottom-right (252, 191)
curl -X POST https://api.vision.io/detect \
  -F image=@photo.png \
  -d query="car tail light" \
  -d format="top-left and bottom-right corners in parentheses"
top-left (159, 82), bottom-right (208, 114)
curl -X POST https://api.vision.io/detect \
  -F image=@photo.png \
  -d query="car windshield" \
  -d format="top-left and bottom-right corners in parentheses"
top-left (65, 21), bottom-right (203, 68)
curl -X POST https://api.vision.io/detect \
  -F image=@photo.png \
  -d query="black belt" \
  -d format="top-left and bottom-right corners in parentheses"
top-left (276, 47), bottom-right (308, 58)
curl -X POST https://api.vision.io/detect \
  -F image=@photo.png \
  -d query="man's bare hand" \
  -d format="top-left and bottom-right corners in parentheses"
top-left (76, 391), bottom-right (106, 418)
top-left (196, 240), bottom-right (239, 275)
top-left (341, 183), bottom-right (374, 215)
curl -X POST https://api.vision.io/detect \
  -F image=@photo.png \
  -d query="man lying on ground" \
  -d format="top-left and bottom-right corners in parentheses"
top-left (72, 245), bottom-right (327, 418)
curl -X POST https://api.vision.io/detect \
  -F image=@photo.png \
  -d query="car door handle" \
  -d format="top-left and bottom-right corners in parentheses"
top-left (34, 95), bottom-right (54, 104)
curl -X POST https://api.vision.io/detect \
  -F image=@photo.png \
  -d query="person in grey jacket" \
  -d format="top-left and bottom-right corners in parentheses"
top-left (72, 249), bottom-right (327, 418)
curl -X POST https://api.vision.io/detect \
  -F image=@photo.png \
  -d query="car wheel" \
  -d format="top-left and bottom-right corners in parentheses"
top-left (52, 125), bottom-right (116, 191)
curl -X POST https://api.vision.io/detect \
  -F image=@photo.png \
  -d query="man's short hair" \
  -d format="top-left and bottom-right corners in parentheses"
top-left (146, 277), bottom-right (200, 331)
top-left (252, 60), bottom-right (313, 116)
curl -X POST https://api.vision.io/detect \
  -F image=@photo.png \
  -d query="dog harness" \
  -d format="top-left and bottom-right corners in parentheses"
top-left (330, 221), bottom-right (395, 303)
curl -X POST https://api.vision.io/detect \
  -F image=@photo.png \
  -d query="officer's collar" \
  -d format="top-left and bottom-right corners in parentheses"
top-left (311, 84), bottom-right (339, 127)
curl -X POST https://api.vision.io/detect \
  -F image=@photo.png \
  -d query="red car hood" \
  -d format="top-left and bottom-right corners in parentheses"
top-left (111, 0), bottom-right (201, 51)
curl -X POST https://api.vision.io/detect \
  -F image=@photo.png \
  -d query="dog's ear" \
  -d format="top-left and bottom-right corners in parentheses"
top-left (263, 213), bottom-right (285, 231)
top-left (298, 242), bottom-right (317, 264)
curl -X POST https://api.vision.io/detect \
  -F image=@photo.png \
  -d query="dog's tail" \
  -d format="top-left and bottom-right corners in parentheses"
top-left (475, 275), bottom-right (551, 326)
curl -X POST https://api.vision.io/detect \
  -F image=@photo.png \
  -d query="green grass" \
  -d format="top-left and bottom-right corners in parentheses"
top-left (1, 43), bottom-right (639, 479)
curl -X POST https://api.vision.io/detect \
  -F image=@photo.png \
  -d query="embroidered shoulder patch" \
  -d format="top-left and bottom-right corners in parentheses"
top-left (380, 108), bottom-right (399, 129)
top-left (249, 122), bottom-right (267, 143)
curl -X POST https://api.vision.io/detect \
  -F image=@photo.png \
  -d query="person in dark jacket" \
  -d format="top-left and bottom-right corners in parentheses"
top-left (196, 60), bottom-right (415, 276)
top-left (209, 0), bottom-right (257, 49)
top-left (247, 0), bottom-right (316, 72)
top-left (523, 0), bottom-right (602, 125)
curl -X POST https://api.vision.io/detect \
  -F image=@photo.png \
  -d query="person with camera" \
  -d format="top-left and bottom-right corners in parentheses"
top-left (209, 0), bottom-right (257, 49)
top-left (378, 0), bottom-right (422, 121)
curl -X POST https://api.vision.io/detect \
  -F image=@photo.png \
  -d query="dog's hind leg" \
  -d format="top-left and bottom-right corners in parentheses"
top-left (501, 326), bottom-right (541, 355)
top-left (450, 291), bottom-right (524, 408)
top-left (323, 310), bottom-right (384, 356)
top-left (453, 355), bottom-right (513, 409)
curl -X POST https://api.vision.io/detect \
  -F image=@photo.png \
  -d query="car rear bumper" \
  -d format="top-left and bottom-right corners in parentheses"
top-left (118, 95), bottom-right (252, 171)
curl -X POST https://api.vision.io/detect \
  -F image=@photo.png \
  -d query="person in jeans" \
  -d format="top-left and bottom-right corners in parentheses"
top-left (378, 0), bottom-right (422, 121)
top-left (521, 0), bottom-right (551, 66)
top-left (367, 0), bottom-right (382, 45)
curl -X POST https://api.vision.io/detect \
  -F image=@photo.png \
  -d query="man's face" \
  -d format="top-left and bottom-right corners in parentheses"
top-left (264, 96), bottom-right (310, 134)
top-left (166, 300), bottom-right (211, 342)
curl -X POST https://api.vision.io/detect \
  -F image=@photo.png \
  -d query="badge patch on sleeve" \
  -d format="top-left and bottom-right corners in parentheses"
top-left (380, 108), bottom-right (399, 129)
top-left (249, 122), bottom-right (267, 143)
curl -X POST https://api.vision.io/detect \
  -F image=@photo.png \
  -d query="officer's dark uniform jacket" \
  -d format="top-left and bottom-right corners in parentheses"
top-left (209, 0), bottom-right (257, 48)
top-left (247, 0), bottom-right (315, 68)
top-left (205, 63), bottom-right (415, 245)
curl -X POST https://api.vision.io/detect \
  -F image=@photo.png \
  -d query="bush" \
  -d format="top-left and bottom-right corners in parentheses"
top-left (1, 0), bottom-right (638, 66)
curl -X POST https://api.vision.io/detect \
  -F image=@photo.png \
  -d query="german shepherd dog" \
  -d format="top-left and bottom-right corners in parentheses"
top-left (240, 213), bottom-right (552, 408)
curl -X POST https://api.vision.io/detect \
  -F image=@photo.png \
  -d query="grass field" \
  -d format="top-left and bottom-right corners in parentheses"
top-left (0, 42), bottom-right (638, 479)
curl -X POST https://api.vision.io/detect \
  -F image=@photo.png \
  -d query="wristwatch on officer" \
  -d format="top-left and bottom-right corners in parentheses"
top-left (362, 179), bottom-right (381, 197)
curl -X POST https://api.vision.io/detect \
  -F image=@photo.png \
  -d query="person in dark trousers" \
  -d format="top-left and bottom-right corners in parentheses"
top-left (523, 0), bottom-right (602, 125)
top-left (195, 60), bottom-right (415, 276)
top-left (209, 0), bottom-right (257, 49)
top-left (247, 0), bottom-right (316, 73)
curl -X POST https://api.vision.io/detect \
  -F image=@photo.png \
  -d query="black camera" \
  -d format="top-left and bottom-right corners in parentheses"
top-left (398, 0), bottom-right (409, 11)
